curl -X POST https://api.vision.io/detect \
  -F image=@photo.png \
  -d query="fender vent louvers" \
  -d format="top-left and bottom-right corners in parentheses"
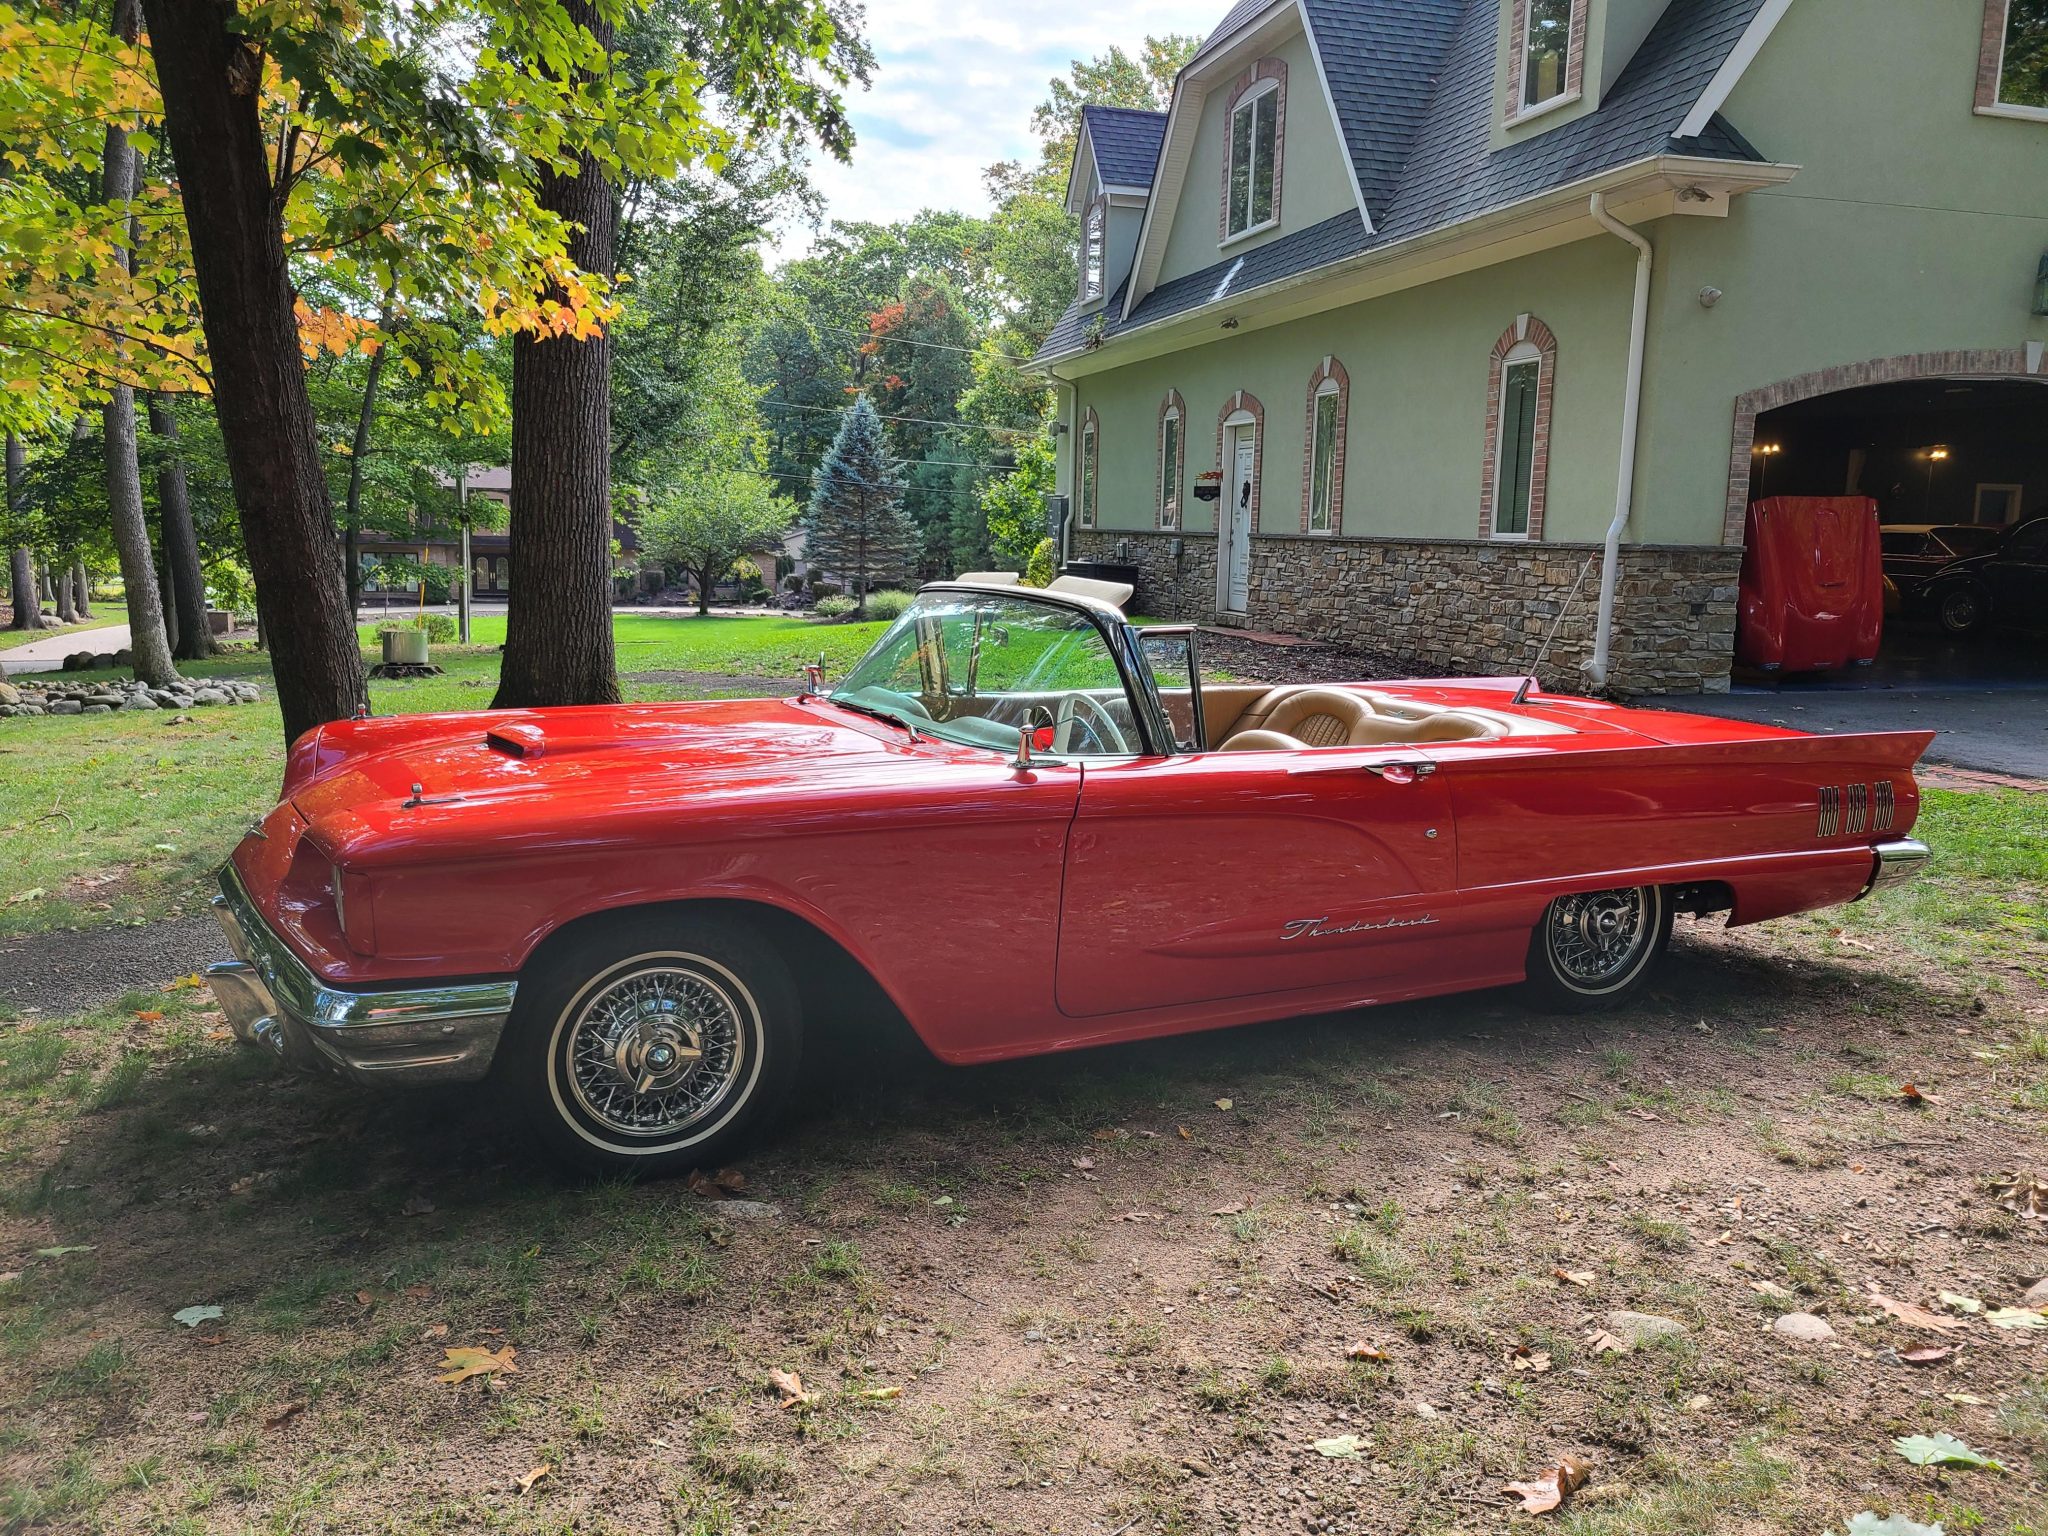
top-left (1844, 782), bottom-right (1869, 836)
top-left (1873, 780), bottom-right (1896, 832)
top-left (1817, 785), bottom-right (1841, 838)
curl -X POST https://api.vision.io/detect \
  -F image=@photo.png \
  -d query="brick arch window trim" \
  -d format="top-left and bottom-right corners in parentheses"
top-left (1301, 356), bottom-right (1349, 534)
top-left (1215, 389), bottom-right (1267, 531)
top-left (1156, 389), bottom-right (1186, 530)
top-left (1505, 0), bottom-right (1587, 121)
top-left (1219, 59), bottom-right (1287, 243)
top-left (1078, 406), bottom-right (1101, 530)
top-left (1479, 314), bottom-right (1558, 541)
top-left (1724, 347), bottom-right (2043, 544)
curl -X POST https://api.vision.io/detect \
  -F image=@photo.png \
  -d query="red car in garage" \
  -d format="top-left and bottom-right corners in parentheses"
top-left (207, 583), bottom-right (1931, 1173)
top-left (1736, 496), bottom-right (1885, 672)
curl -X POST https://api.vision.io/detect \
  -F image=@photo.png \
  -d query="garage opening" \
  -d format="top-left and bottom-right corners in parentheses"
top-left (1743, 375), bottom-right (2048, 681)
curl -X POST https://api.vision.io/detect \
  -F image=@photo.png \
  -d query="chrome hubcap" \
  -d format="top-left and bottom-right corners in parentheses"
top-left (566, 964), bottom-right (747, 1137)
top-left (1548, 889), bottom-right (1652, 987)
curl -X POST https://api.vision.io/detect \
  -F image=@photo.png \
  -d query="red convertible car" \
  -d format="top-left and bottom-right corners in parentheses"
top-left (207, 583), bottom-right (1931, 1173)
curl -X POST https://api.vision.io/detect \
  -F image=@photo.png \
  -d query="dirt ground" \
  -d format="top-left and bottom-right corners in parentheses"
top-left (3, 898), bottom-right (2046, 1535)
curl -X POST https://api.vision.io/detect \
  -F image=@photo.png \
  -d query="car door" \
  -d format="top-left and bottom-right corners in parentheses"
top-left (1054, 744), bottom-right (1460, 1018)
top-left (1986, 519), bottom-right (2048, 629)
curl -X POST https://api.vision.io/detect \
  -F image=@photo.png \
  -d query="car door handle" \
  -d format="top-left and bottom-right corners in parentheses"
top-left (1287, 758), bottom-right (1436, 782)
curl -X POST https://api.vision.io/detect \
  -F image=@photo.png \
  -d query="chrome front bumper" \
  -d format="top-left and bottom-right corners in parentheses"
top-left (1856, 837), bottom-right (1931, 900)
top-left (206, 865), bottom-right (516, 1085)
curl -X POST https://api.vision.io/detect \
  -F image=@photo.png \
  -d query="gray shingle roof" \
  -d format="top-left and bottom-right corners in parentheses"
top-left (1079, 106), bottom-right (1169, 191)
top-left (1035, 0), bottom-right (1773, 368)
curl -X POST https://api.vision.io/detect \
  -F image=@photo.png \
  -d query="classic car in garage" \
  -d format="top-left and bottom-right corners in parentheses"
top-left (1919, 516), bottom-right (2048, 638)
top-left (207, 583), bottom-right (1932, 1173)
top-left (1878, 522), bottom-right (2004, 620)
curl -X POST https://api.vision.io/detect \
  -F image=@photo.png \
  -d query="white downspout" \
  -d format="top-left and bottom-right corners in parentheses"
top-left (1585, 191), bottom-right (1652, 692)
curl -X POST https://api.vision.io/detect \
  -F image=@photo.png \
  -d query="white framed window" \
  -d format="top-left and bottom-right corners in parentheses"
top-left (1225, 82), bottom-right (1280, 240)
top-left (1079, 409), bottom-right (1099, 529)
top-left (1975, 482), bottom-right (2024, 523)
top-left (1518, 0), bottom-right (1580, 113)
top-left (1307, 380), bottom-right (1341, 534)
top-left (1986, 0), bottom-right (2048, 114)
top-left (1492, 343), bottom-right (1543, 539)
top-left (1081, 197), bottom-right (1107, 303)
top-left (1158, 399), bottom-right (1182, 529)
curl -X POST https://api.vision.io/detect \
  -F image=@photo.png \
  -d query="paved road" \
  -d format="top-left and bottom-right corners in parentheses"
top-left (1, 621), bottom-right (129, 675)
top-left (1653, 681), bottom-right (2048, 780)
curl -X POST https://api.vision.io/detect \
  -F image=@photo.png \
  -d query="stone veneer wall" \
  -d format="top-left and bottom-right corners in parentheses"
top-left (1072, 528), bottom-right (1741, 695)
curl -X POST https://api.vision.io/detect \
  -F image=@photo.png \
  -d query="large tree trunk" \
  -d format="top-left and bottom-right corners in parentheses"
top-left (55, 560), bottom-right (77, 623)
top-left (141, 0), bottom-right (367, 739)
top-left (5, 435), bottom-right (40, 631)
top-left (71, 557), bottom-right (91, 618)
top-left (492, 0), bottom-right (620, 709)
top-left (157, 532), bottom-right (178, 651)
top-left (342, 307), bottom-right (393, 620)
top-left (149, 397), bottom-right (212, 659)
top-left (100, 0), bottom-right (177, 688)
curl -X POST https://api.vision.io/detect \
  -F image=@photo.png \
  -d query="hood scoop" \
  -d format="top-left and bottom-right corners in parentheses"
top-left (484, 723), bottom-right (547, 759)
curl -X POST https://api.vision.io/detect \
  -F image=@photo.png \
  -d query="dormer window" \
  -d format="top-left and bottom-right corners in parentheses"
top-left (1081, 197), bottom-right (1107, 303)
top-left (1509, 0), bottom-right (1585, 119)
top-left (1221, 63), bottom-right (1286, 243)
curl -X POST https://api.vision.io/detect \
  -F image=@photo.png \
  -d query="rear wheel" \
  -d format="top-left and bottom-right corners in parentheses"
top-left (1937, 583), bottom-right (1985, 636)
top-left (1522, 885), bottom-right (1672, 1013)
top-left (506, 913), bottom-right (802, 1176)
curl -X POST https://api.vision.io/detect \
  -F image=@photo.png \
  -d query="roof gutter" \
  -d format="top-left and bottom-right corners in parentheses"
top-left (1584, 191), bottom-right (1653, 694)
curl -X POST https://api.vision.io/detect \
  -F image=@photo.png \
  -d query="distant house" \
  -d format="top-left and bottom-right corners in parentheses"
top-left (1033, 0), bottom-right (2048, 691)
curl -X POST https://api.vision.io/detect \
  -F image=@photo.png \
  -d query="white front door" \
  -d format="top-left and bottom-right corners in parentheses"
top-left (1220, 428), bottom-right (1255, 613)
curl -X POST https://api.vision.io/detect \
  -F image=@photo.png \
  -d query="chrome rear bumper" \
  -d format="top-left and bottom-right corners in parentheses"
top-left (206, 864), bottom-right (516, 1085)
top-left (1855, 837), bottom-right (1930, 901)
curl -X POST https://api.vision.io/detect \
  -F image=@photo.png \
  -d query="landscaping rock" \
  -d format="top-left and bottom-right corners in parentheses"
top-left (0, 680), bottom-right (19, 705)
top-left (193, 688), bottom-right (227, 705)
top-left (49, 699), bottom-right (82, 715)
top-left (1772, 1312), bottom-right (1835, 1342)
top-left (111, 648), bottom-right (133, 666)
top-left (149, 689), bottom-right (180, 707)
top-left (1605, 1311), bottom-right (1687, 1346)
top-left (82, 703), bottom-right (111, 713)
top-left (120, 694), bottom-right (159, 710)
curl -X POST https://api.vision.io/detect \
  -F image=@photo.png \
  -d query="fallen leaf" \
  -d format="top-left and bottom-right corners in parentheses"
top-left (1944, 1392), bottom-right (1988, 1406)
top-left (1585, 1329), bottom-right (1629, 1355)
top-left (1508, 1347), bottom-right (1553, 1373)
top-left (35, 1245), bottom-right (95, 1259)
top-left (169, 973), bottom-right (204, 990)
top-left (1312, 1433), bottom-right (1370, 1459)
top-left (1177, 1126), bottom-right (1192, 1140)
top-left (172, 1305), bottom-right (222, 1328)
top-left (768, 1367), bottom-right (816, 1408)
top-left (1345, 1341), bottom-right (1389, 1362)
top-left (437, 1345), bottom-right (516, 1385)
top-left (420, 1323), bottom-right (449, 1341)
top-left (1503, 1454), bottom-right (1590, 1514)
top-left (1553, 1268), bottom-right (1594, 1287)
top-left (262, 1400), bottom-right (306, 1430)
top-left (1900, 1345), bottom-right (1957, 1366)
top-left (1210, 1201), bottom-right (1245, 1217)
top-left (1867, 1286), bottom-right (1966, 1332)
top-left (686, 1167), bottom-right (748, 1201)
top-left (355, 1288), bottom-right (396, 1308)
top-left (1623, 1107), bottom-right (1659, 1122)
top-left (1986, 1306), bottom-right (2048, 1330)
top-left (1213, 1098), bottom-right (1233, 1111)
top-left (1750, 1280), bottom-right (1796, 1301)
top-left (857, 1385), bottom-right (902, 1401)
top-left (133, 1009), bottom-right (163, 1023)
top-left (515, 1464), bottom-right (550, 1496)
top-left (1899, 1082), bottom-right (1939, 1105)
top-left (403, 1284), bottom-right (433, 1300)
top-left (0, 1271), bottom-right (19, 1284)
top-left (6, 887), bottom-right (45, 904)
top-left (1991, 1172), bottom-right (2048, 1220)
top-left (1938, 1291), bottom-right (1983, 1314)
top-left (1892, 1432), bottom-right (2004, 1471)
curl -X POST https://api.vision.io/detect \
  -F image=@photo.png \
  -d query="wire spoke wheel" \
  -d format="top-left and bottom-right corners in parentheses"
top-left (1545, 888), bottom-right (1655, 990)
top-left (560, 960), bottom-right (751, 1140)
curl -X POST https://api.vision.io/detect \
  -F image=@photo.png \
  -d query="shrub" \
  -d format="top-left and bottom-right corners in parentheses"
top-left (864, 589), bottom-right (915, 620)
top-left (377, 613), bottom-right (456, 643)
top-left (1024, 537), bottom-right (1056, 587)
top-left (807, 577), bottom-right (842, 598)
top-left (781, 571), bottom-right (805, 592)
top-left (812, 595), bottom-right (858, 619)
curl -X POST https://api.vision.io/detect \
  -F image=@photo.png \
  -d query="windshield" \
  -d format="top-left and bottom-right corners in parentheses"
top-left (829, 591), bottom-right (1145, 756)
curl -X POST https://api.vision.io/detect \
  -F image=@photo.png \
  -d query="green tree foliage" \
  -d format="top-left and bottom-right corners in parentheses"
top-left (803, 395), bottom-right (912, 614)
top-left (640, 466), bottom-right (794, 614)
top-left (978, 429), bottom-right (1055, 574)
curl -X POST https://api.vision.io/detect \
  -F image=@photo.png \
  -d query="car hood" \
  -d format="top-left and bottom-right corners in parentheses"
top-left (285, 697), bottom-right (960, 869)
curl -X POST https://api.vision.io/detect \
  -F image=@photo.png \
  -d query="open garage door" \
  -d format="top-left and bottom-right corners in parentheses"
top-left (1744, 376), bottom-right (2048, 684)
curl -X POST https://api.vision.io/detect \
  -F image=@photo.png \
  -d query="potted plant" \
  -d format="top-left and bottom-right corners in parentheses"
top-left (1194, 470), bottom-right (1223, 503)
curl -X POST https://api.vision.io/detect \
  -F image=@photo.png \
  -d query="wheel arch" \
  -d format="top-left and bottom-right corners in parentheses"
top-left (515, 897), bottom-right (932, 1062)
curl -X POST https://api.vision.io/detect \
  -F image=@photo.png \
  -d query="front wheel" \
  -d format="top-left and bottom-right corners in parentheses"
top-left (1522, 885), bottom-right (1672, 1013)
top-left (1936, 583), bottom-right (1985, 637)
top-left (505, 913), bottom-right (802, 1176)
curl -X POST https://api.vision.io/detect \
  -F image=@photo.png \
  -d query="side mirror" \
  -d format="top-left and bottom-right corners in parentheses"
top-left (802, 656), bottom-right (824, 697)
top-left (1013, 704), bottom-right (1053, 773)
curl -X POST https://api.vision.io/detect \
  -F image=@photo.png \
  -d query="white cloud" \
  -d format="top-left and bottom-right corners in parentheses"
top-left (767, 0), bottom-right (1214, 259)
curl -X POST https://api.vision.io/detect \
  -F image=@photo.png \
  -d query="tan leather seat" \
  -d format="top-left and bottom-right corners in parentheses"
top-left (1346, 710), bottom-right (1501, 744)
top-left (1218, 728), bottom-right (1302, 752)
top-left (1249, 688), bottom-right (1375, 747)
top-left (1216, 684), bottom-right (1504, 750)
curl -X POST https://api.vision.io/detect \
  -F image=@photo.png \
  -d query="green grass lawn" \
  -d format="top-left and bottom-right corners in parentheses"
top-left (0, 613), bottom-right (889, 936)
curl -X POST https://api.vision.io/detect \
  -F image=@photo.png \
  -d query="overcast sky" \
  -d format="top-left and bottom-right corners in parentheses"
top-left (768, 0), bottom-right (1214, 258)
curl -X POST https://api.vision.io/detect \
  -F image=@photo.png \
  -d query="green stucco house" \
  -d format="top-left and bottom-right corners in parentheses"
top-left (1031, 0), bottom-right (2048, 692)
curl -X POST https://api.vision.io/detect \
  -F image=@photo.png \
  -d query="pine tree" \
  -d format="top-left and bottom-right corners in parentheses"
top-left (804, 396), bottom-right (914, 617)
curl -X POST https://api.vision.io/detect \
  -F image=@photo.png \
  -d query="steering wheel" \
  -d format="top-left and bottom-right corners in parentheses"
top-left (1052, 692), bottom-right (1130, 754)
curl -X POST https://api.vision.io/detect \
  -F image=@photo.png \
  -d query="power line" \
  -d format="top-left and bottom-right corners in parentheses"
top-left (760, 396), bottom-right (1042, 438)
top-left (808, 321), bottom-right (992, 358)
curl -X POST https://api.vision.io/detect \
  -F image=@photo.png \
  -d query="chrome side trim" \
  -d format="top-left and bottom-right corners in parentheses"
top-left (1844, 782), bottom-right (1869, 836)
top-left (208, 864), bottom-right (516, 1085)
top-left (1873, 780), bottom-right (1896, 832)
top-left (1817, 785), bottom-right (1841, 837)
top-left (1856, 838), bottom-right (1930, 901)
